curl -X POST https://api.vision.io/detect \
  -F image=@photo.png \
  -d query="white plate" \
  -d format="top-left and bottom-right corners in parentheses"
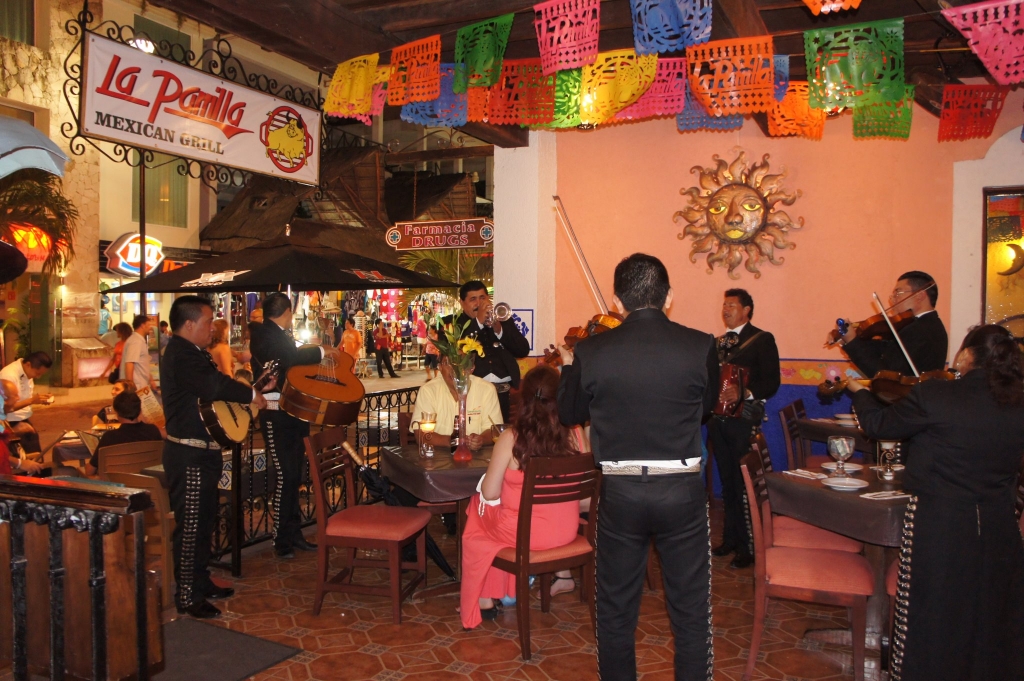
top-left (821, 477), bottom-right (870, 491)
top-left (869, 464), bottom-right (905, 472)
top-left (821, 462), bottom-right (863, 471)
top-left (833, 413), bottom-right (856, 420)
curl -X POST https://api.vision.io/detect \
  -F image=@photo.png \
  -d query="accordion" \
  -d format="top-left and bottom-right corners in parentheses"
top-left (713, 363), bottom-right (750, 417)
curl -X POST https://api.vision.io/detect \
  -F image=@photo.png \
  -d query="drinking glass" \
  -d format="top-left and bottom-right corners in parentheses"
top-left (491, 423), bottom-right (509, 443)
top-left (827, 436), bottom-right (855, 478)
top-left (418, 412), bottom-right (437, 458)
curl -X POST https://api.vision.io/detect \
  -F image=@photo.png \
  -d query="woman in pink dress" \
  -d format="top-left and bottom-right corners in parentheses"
top-left (460, 365), bottom-right (582, 629)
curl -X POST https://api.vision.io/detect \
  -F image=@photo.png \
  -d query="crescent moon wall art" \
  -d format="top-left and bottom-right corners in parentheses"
top-left (998, 243), bottom-right (1024, 276)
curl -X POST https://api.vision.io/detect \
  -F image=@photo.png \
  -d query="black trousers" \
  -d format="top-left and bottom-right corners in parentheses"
top-left (496, 389), bottom-right (511, 423)
top-left (260, 409), bottom-right (309, 551)
top-left (708, 416), bottom-right (756, 556)
top-left (597, 473), bottom-right (712, 681)
top-left (164, 442), bottom-right (221, 608)
top-left (375, 349), bottom-right (398, 377)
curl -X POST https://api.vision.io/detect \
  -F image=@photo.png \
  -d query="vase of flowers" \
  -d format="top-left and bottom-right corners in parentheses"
top-left (430, 315), bottom-right (485, 462)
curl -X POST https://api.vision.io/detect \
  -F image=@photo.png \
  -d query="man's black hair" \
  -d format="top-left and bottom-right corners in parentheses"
top-left (24, 351), bottom-right (52, 369)
top-left (132, 314), bottom-right (150, 330)
top-left (898, 271), bottom-right (938, 306)
top-left (725, 288), bottom-right (754, 320)
top-left (613, 254), bottom-right (670, 312)
top-left (459, 280), bottom-right (487, 301)
top-left (169, 296), bottom-right (212, 332)
top-left (262, 292), bottom-right (292, 320)
top-left (113, 390), bottom-right (142, 421)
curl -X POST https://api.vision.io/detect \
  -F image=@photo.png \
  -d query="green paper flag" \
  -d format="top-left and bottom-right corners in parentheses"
top-left (535, 68), bottom-right (583, 129)
top-left (454, 14), bottom-right (515, 94)
top-left (853, 85), bottom-right (915, 140)
top-left (804, 18), bottom-right (905, 110)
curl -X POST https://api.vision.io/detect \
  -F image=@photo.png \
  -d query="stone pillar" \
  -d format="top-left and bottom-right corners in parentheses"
top-left (492, 131), bottom-right (557, 356)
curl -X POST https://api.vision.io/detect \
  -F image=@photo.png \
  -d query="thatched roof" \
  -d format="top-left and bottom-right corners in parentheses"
top-left (385, 172), bottom-right (477, 223)
top-left (200, 145), bottom-right (388, 247)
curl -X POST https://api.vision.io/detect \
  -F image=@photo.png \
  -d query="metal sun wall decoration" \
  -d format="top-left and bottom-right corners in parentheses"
top-left (674, 151), bottom-right (803, 279)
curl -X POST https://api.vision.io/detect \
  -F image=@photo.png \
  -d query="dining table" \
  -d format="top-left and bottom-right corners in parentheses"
top-left (794, 417), bottom-right (876, 463)
top-left (380, 442), bottom-right (491, 596)
top-left (766, 464), bottom-right (908, 650)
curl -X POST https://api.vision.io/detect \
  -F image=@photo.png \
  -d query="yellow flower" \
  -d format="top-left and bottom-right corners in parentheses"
top-left (457, 338), bottom-right (485, 358)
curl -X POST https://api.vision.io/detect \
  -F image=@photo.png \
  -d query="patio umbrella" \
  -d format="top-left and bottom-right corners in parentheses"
top-left (103, 233), bottom-right (457, 293)
top-left (0, 117), bottom-right (69, 179)
top-left (0, 240), bottom-right (28, 284)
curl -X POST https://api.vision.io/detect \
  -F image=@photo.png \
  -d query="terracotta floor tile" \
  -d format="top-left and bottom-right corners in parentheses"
top-left (124, 505), bottom-right (883, 681)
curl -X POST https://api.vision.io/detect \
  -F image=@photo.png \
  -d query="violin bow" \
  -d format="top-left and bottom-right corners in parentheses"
top-left (872, 292), bottom-right (921, 377)
top-left (553, 196), bottom-right (609, 315)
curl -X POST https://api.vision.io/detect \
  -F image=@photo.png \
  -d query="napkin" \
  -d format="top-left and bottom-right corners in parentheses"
top-left (860, 490), bottom-right (911, 500)
top-left (783, 469), bottom-right (827, 480)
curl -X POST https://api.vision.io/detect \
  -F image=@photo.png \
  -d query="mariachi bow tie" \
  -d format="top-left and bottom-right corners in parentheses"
top-left (718, 331), bottom-right (740, 350)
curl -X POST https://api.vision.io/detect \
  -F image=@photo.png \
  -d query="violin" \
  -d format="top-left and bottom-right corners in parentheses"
top-left (819, 369), bottom-right (958, 404)
top-left (542, 313), bottom-right (623, 366)
top-left (826, 309), bottom-right (915, 347)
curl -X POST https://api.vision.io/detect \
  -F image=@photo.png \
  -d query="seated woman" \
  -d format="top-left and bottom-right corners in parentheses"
top-left (91, 379), bottom-right (135, 427)
top-left (460, 365), bottom-right (582, 629)
top-left (849, 324), bottom-right (1024, 681)
top-left (209, 319), bottom-right (234, 377)
top-left (0, 380), bottom-right (41, 476)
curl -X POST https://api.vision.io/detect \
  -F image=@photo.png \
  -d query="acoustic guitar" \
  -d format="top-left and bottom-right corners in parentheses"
top-left (200, 360), bottom-right (279, 447)
top-left (281, 351), bottom-right (365, 426)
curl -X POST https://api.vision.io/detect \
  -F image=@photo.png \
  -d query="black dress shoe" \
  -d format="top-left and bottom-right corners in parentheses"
top-left (730, 553), bottom-right (754, 569)
top-left (712, 543), bottom-right (736, 557)
top-left (275, 547), bottom-right (295, 559)
top-left (206, 585), bottom-right (235, 600)
top-left (293, 538), bottom-right (318, 552)
top-left (176, 600), bottom-right (221, 619)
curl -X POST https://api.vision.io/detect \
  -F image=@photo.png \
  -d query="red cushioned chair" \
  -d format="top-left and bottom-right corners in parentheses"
top-left (305, 426), bottom-right (431, 623)
top-left (490, 454), bottom-right (601, 661)
top-left (749, 431), bottom-right (863, 553)
top-left (741, 455), bottom-right (874, 681)
top-left (779, 399), bottom-right (831, 470)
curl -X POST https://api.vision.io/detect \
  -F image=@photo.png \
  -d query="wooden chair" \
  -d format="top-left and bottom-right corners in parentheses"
top-left (490, 455), bottom-right (601, 660)
top-left (98, 440), bottom-right (164, 476)
top-left (741, 456), bottom-right (874, 681)
top-left (778, 399), bottom-right (830, 470)
top-left (106, 472), bottom-right (175, 610)
top-left (304, 425), bottom-right (430, 623)
top-left (748, 432), bottom-right (862, 553)
top-left (1015, 455), bottom-right (1024, 536)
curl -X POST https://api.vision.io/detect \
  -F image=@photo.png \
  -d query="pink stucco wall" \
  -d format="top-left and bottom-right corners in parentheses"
top-left (555, 92), bottom-right (1024, 361)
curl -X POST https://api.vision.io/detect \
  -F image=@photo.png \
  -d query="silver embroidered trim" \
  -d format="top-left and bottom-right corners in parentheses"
top-left (891, 495), bottom-right (917, 681)
top-left (264, 419), bottom-right (282, 540)
top-left (179, 465), bottom-right (203, 607)
top-left (705, 501), bottom-right (714, 680)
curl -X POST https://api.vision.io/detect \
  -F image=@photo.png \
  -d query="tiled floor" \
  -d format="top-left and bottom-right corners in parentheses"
top-left (193, 507), bottom-right (881, 681)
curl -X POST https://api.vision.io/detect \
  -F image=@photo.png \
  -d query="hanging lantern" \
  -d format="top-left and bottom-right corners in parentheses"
top-left (7, 224), bottom-right (52, 274)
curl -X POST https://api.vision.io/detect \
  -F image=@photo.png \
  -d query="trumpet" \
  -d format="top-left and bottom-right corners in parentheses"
top-left (484, 301), bottom-right (512, 326)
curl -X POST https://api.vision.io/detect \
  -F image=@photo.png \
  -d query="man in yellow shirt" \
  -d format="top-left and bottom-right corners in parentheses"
top-left (410, 358), bottom-right (502, 450)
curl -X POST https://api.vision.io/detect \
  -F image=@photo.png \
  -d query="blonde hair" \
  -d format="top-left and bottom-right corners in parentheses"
top-left (209, 318), bottom-right (229, 347)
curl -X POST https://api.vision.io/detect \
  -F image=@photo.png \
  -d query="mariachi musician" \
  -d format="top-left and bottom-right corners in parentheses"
top-left (449, 281), bottom-right (530, 422)
top-left (708, 288), bottom-right (780, 569)
top-left (250, 293), bottom-right (342, 559)
top-left (832, 271), bottom-right (948, 376)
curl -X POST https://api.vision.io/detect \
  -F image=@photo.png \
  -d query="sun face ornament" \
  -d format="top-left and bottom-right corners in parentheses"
top-left (674, 152), bottom-right (804, 279)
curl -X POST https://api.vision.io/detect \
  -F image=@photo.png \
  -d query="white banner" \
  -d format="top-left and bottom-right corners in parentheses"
top-left (82, 34), bottom-right (321, 185)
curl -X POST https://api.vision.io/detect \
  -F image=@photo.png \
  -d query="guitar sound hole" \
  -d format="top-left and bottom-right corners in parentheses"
top-left (305, 373), bottom-right (345, 386)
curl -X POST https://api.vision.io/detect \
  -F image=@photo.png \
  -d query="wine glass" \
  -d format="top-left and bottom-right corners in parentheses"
top-left (877, 440), bottom-right (899, 481)
top-left (419, 412), bottom-right (437, 458)
top-left (491, 423), bottom-right (509, 443)
top-left (827, 436), bottom-right (855, 478)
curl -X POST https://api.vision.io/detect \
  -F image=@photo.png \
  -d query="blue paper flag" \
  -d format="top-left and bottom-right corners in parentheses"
top-left (400, 64), bottom-right (468, 128)
top-left (630, 0), bottom-right (712, 55)
top-left (676, 81), bottom-right (743, 132)
top-left (774, 55), bottom-right (790, 103)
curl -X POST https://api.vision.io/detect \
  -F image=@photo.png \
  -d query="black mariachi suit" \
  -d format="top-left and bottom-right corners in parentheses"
top-left (708, 323), bottom-right (781, 558)
top-left (249, 321), bottom-right (323, 553)
top-left (453, 312), bottom-right (530, 421)
top-left (559, 308), bottom-right (719, 681)
top-left (161, 335), bottom-right (253, 609)
top-left (852, 372), bottom-right (1024, 681)
top-left (843, 310), bottom-right (948, 376)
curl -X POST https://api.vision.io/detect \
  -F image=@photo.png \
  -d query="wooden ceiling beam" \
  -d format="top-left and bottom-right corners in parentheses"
top-left (457, 122), bottom-right (530, 148)
top-left (355, 0), bottom-right (538, 34)
top-left (384, 144), bottom-right (495, 165)
top-left (712, 0), bottom-right (770, 38)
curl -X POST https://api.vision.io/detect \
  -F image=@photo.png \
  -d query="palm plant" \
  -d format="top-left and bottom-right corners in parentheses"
top-left (398, 248), bottom-right (492, 286)
top-left (0, 169), bottom-right (78, 275)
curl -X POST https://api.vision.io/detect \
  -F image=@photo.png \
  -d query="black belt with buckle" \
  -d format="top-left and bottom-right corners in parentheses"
top-left (492, 383), bottom-right (511, 393)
